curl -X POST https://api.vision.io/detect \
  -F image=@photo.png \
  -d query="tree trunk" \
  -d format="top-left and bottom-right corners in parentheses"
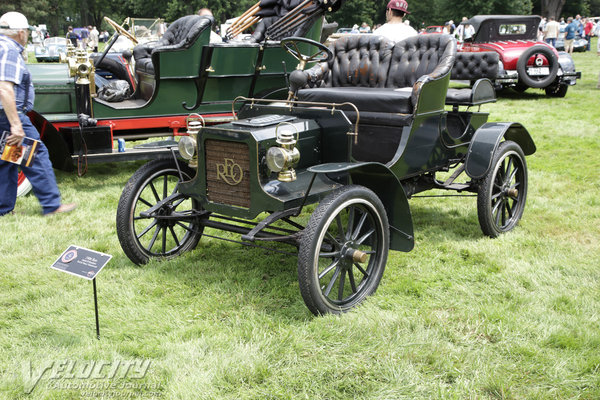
top-left (541, 0), bottom-right (566, 18)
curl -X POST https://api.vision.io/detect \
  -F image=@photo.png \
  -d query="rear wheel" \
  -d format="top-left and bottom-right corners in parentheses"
top-left (298, 185), bottom-right (389, 315)
top-left (477, 141), bottom-right (528, 238)
top-left (545, 82), bottom-right (569, 97)
top-left (116, 159), bottom-right (205, 265)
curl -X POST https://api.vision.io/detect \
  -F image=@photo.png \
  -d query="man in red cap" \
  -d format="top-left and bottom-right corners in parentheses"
top-left (373, 0), bottom-right (417, 42)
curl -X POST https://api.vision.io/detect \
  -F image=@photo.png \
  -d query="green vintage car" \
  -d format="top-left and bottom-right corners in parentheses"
top-left (116, 34), bottom-right (536, 315)
top-left (21, 0), bottom-right (337, 193)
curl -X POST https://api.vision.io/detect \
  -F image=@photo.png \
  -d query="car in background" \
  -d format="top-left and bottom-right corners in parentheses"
top-left (34, 37), bottom-right (68, 62)
top-left (460, 15), bottom-right (581, 97)
top-left (422, 25), bottom-right (443, 34)
top-left (555, 34), bottom-right (588, 52)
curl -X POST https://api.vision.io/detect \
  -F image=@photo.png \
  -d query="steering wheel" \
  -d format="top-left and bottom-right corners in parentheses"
top-left (104, 16), bottom-right (138, 45)
top-left (281, 37), bottom-right (332, 69)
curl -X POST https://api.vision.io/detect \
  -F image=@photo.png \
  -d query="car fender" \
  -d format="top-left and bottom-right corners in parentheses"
top-left (27, 110), bottom-right (73, 171)
top-left (308, 162), bottom-right (414, 252)
top-left (465, 122), bottom-right (535, 179)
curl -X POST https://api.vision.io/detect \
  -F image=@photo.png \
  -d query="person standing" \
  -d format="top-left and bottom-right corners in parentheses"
top-left (564, 17), bottom-right (578, 54)
top-left (543, 16), bottom-right (560, 47)
top-left (79, 25), bottom-right (89, 48)
top-left (66, 26), bottom-right (77, 46)
top-left (88, 25), bottom-right (99, 52)
top-left (373, 0), bottom-right (417, 42)
top-left (0, 12), bottom-right (76, 216)
top-left (583, 18), bottom-right (593, 52)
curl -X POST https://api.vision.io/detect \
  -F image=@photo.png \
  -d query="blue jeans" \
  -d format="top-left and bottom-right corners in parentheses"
top-left (545, 38), bottom-right (556, 47)
top-left (0, 113), bottom-right (61, 215)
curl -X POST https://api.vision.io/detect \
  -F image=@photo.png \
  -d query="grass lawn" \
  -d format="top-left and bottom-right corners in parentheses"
top-left (2, 43), bottom-right (599, 399)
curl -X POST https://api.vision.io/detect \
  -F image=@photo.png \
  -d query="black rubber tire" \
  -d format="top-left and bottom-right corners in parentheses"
top-left (298, 185), bottom-right (389, 315)
top-left (512, 83), bottom-right (528, 93)
top-left (516, 45), bottom-right (559, 89)
top-left (477, 141), bottom-right (528, 238)
top-left (545, 82), bottom-right (569, 97)
top-left (116, 159), bottom-right (204, 265)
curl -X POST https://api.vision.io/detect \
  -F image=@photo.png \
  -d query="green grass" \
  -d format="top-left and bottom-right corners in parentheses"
top-left (3, 42), bottom-right (600, 399)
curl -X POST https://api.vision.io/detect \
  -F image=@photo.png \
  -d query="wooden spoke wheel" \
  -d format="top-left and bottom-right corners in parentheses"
top-left (116, 159), bottom-right (205, 265)
top-left (477, 141), bottom-right (528, 237)
top-left (298, 185), bottom-right (389, 315)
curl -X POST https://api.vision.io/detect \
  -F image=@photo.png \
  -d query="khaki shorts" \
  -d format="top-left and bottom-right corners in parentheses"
top-left (564, 38), bottom-right (574, 52)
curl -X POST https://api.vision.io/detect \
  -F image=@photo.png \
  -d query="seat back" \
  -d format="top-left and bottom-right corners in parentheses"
top-left (385, 34), bottom-right (456, 88)
top-left (325, 35), bottom-right (393, 88)
top-left (451, 51), bottom-right (499, 81)
top-left (157, 15), bottom-right (209, 50)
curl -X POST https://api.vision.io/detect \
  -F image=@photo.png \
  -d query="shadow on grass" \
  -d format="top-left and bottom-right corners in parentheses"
top-left (495, 87), bottom-right (549, 100)
top-left (409, 201), bottom-right (483, 241)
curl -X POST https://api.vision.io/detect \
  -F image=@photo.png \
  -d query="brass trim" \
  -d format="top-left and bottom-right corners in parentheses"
top-left (231, 96), bottom-right (361, 144)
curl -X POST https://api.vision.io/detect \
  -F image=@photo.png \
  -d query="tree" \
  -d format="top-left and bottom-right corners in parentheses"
top-left (540, 0), bottom-right (567, 18)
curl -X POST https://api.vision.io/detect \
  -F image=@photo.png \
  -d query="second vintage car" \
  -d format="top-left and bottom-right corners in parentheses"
top-left (19, 0), bottom-right (343, 195)
top-left (460, 15), bottom-right (581, 97)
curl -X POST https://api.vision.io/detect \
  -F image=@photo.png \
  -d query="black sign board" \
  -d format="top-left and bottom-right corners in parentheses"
top-left (51, 245), bottom-right (111, 280)
top-left (51, 245), bottom-right (112, 339)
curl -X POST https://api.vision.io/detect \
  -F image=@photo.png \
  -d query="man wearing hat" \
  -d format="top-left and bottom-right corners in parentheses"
top-left (0, 11), bottom-right (76, 216)
top-left (373, 0), bottom-right (417, 42)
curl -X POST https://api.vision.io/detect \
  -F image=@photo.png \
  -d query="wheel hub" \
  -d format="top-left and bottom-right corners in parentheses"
top-left (341, 242), bottom-right (367, 266)
top-left (156, 204), bottom-right (176, 227)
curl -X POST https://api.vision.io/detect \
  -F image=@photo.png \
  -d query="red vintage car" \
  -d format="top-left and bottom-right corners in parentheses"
top-left (460, 15), bottom-right (580, 97)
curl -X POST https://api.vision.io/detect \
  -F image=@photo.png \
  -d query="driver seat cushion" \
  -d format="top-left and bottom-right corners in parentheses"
top-left (298, 86), bottom-right (413, 114)
top-left (133, 15), bottom-right (213, 75)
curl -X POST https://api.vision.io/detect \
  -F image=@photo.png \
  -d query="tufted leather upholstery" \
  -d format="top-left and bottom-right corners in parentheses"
top-left (298, 34), bottom-right (456, 116)
top-left (451, 51), bottom-right (499, 81)
top-left (133, 15), bottom-right (213, 75)
top-left (385, 34), bottom-right (456, 88)
top-left (325, 35), bottom-right (394, 88)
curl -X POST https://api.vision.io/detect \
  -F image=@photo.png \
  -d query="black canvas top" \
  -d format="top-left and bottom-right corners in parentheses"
top-left (462, 15), bottom-right (541, 43)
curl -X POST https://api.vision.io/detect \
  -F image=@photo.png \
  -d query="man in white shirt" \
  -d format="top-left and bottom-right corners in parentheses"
top-left (373, 0), bottom-right (417, 42)
top-left (543, 16), bottom-right (560, 47)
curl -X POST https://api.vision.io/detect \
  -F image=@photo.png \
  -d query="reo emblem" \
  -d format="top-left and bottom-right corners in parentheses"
top-left (216, 158), bottom-right (243, 185)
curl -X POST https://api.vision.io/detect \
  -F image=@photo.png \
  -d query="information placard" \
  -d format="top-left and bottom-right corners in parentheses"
top-left (51, 245), bottom-right (112, 280)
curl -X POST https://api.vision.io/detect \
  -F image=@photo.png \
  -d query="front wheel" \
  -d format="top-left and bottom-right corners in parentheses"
top-left (477, 141), bottom-right (528, 238)
top-left (116, 159), bottom-right (205, 265)
top-left (298, 185), bottom-right (390, 315)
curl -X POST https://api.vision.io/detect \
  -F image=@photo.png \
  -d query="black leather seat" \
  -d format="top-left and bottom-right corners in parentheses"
top-left (297, 34), bottom-right (456, 119)
top-left (446, 51), bottom-right (499, 107)
top-left (133, 15), bottom-right (213, 75)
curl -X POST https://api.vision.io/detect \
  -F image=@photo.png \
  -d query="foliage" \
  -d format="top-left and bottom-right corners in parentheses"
top-left (4, 0), bottom-right (600, 37)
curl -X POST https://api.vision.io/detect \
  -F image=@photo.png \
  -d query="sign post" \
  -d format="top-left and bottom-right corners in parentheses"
top-left (51, 245), bottom-right (112, 339)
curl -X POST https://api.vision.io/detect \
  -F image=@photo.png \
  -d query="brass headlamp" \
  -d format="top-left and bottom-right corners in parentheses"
top-left (266, 122), bottom-right (300, 182)
top-left (65, 48), bottom-right (93, 84)
top-left (178, 114), bottom-right (205, 168)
